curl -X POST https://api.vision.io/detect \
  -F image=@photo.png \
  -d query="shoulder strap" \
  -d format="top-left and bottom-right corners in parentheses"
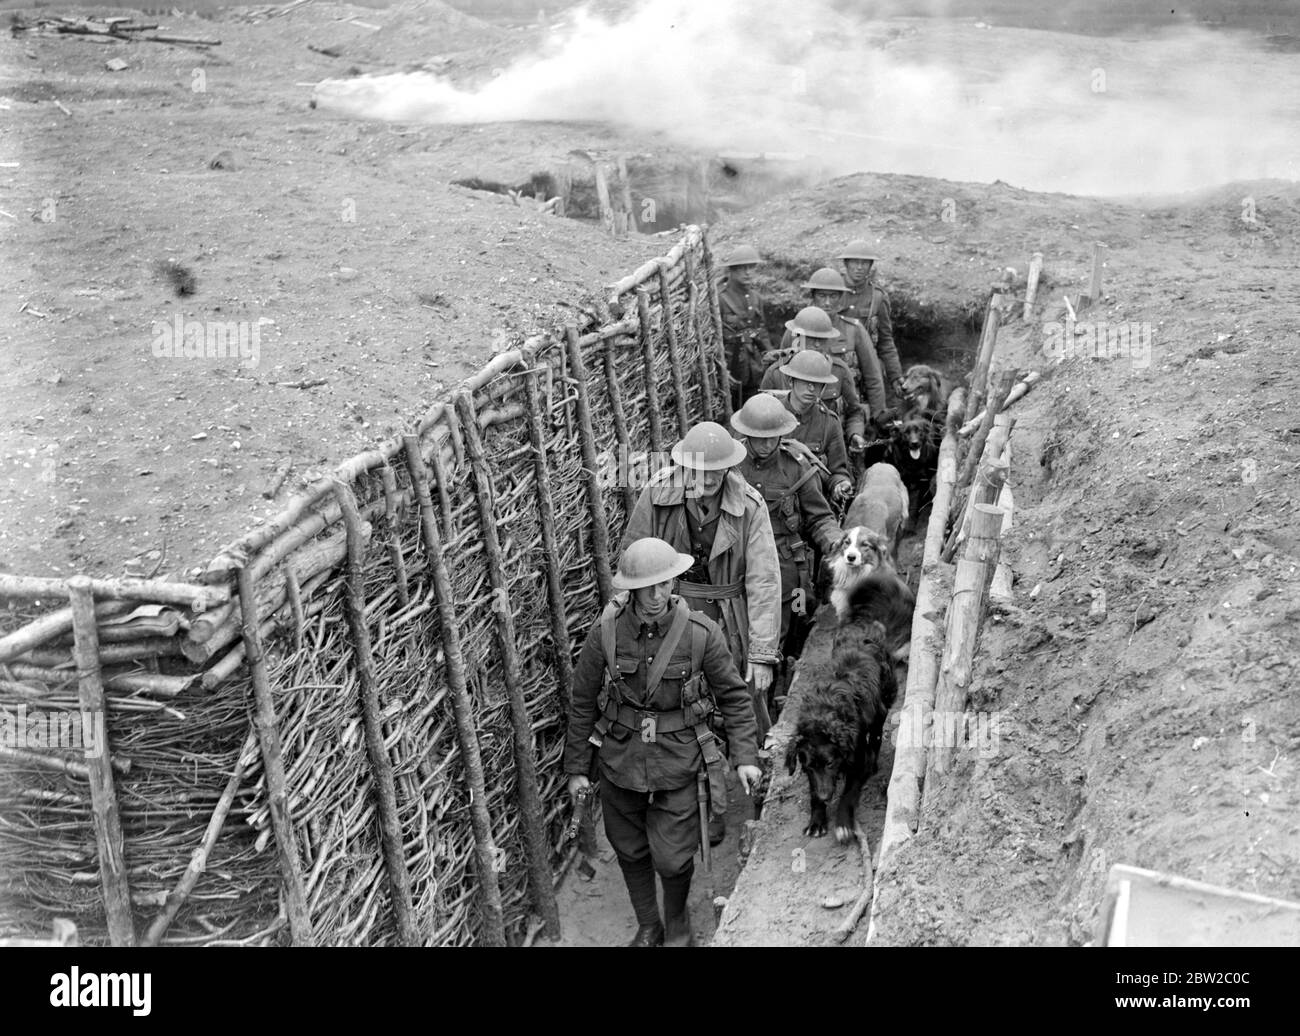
top-left (689, 615), bottom-right (706, 674)
top-left (644, 599), bottom-right (692, 698)
top-left (780, 438), bottom-right (828, 474)
top-left (599, 597), bottom-right (624, 689)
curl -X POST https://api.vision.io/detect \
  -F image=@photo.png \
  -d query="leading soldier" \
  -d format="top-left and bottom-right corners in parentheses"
top-left (838, 239), bottom-right (905, 406)
top-left (564, 538), bottom-right (762, 947)
top-left (717, 244), bottom-right (773, 410)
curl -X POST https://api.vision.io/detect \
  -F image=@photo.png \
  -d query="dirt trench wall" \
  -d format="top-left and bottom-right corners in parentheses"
top-left (867, 296), bottom-right (1300, 946)
top-left (0, 227), bottom-right (728, 947)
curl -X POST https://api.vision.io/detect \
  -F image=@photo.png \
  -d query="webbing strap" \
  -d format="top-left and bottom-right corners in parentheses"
top-left (643, 601), bottom-right (691, 700)
top-left (599, 599), bottom-right (623, 693)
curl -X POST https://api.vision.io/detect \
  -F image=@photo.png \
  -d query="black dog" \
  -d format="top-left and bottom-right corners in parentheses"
top-left (786, 620), bottom-right (899, 845)
top-left (890, 408), bottom-right (942, 530)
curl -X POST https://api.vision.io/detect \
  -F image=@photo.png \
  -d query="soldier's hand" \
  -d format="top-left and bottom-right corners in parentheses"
top-left (566, 775), bottom-right (590, 799)
top-left (736, 765), bottom-right (763, 795)
top-left (832, 480), bottom-right (855, 503)
top-left (747, 662), bottom-right (774, 693)
top-left (893, 377), bottom-right (907, 398)
top-left (848, 433), bottom-right (867, 453)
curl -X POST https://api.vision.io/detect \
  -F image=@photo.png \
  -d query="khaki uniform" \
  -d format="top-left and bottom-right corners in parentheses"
top-left (736, 440), bottom-right (839, 652)
top-left (563, 595), bottom-right (758, 888)
top-left (763, 392), bottom-right (853, 502)
top-left (842, 279), bottom-right (903, 396)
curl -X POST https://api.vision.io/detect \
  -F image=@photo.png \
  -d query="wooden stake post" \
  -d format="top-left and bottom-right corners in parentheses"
top-left (1081, 242), bottom-right (1107, 310)
top-left (1023, 252), bottom-right (1043, 322)
top-left (330, 479), bottom-right (419, 946)
top-left (925, 503), bottom-right (1005, 795)
top-left (966, 293), bottom-right (1003, 424)
top-left (67, 576), bottom-right (136, 947)
top-left (236, 565), bottom-right (315, 945)
top-left (565, 326), bottom-right (616, 603)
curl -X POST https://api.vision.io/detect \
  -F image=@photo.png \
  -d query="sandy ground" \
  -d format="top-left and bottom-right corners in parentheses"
top-left (3, 3), bottom-right (1299, 946)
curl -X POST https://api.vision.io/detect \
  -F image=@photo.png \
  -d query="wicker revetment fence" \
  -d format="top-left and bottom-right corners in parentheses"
top-left (0, 225), bottom-right (732, 947)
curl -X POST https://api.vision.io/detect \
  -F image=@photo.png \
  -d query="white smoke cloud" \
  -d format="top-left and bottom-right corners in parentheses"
top-left (313, 0), bottom-right (1300, 196)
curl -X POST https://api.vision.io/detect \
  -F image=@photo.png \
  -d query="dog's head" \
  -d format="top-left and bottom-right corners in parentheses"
top-left (896, 413), bottom-right (934, 463)
top-left (829, 526), bottom-right (893, 585)
top-left (785, 729), bottom-right (847, 804)
top-left (901, 365), bottom-right (944, 411)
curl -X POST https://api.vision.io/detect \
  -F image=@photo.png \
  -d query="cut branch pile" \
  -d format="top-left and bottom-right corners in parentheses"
top-left (11, 15), bottom-right (221, 47)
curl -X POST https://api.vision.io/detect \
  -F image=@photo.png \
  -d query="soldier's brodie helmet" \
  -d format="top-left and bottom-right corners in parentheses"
top-left (838, 239), bottom-right (881, 262)
top-left (784, 306), bottom-right (841, 342)
top-left (720, 244), bottom-right (762, 268)
top-left (779, 349), bottom-right (839, 385)
top-left (800, 267), bottom-right (850, 293)
top-left (731, 393), bottom-right (799, 438)
top-left (612, 537), bottom-right (694, 591)
top-left (672, 421), bottom-right (748, 471)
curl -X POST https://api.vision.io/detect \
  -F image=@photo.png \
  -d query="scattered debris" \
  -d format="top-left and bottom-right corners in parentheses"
top-left (105, 58), bottom-right (129, 71)
top-left (262, 457), bottom-right (293, 499)
top-left (308, 44), bottom-right (342, 58)
top-left (277, 378), bottom-right (327, 390)
top-left (208, 150), bottom-right (237, 171)
top-left (52, 99), bottom-right (71, 116)
top-left (18, 302), bottom-right (48, 318)
top-left (154, 259), bottom-right (197, 297)
top-left (13, 16), bottom-right (218, 47)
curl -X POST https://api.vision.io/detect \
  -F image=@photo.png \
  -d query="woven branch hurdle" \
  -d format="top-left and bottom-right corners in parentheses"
top-left (0, 226), bottom-right (729, 947)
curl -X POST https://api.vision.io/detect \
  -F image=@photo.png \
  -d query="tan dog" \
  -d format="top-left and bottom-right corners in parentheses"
top-left (900, 364), bottom-right (947, 415)
top-left (828, 462), bottom-right (909, 619)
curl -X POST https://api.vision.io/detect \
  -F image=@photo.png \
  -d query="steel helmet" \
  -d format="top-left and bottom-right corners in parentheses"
top-left (731, 393), bottom-right (799, 438)
top-left (800, 267), bottom-right (849, 293)
top-left (778, 349), bottom-right (838, 385)
top-left (671, 421), bottom-right (748, 471)
top-left (838, 239), bottom-right (881, 261)
top-left (720, 244), bottom-right (762, 268)
top-left (612, 537), bottom-right (694, 590)
top-left (784, 306), bottom-right (840, 340)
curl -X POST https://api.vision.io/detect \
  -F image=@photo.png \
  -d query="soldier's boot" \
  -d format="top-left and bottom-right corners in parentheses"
top-left (661, 870), bottom-right (694, 947)
top-left (628, 922), bottom-right (664, 947)
top-left (619, 857), bottom-right (661, 946)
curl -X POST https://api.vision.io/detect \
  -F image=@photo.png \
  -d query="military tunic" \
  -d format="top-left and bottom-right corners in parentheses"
top-left (563, 595), bottom-right (758, 876)
top-left (736, 440), bottom-right (840, 650)
top-left (763, 392), bottom-right (853, 502)
top-left (842, 279), bottom-right (904, 397)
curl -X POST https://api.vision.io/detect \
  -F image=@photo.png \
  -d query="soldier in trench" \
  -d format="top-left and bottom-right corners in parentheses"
top-left (564, 538), bottom-right (762, 947)
top-left (838, 239), bottom-right (906, 408)
top-left (730, 393), bottom-right (840, 714)
top-left (716, 244), bottom-right (774, 410)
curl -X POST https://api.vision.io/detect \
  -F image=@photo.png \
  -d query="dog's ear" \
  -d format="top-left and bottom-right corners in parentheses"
top-left (785, 738), bottom-right (802, 775)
